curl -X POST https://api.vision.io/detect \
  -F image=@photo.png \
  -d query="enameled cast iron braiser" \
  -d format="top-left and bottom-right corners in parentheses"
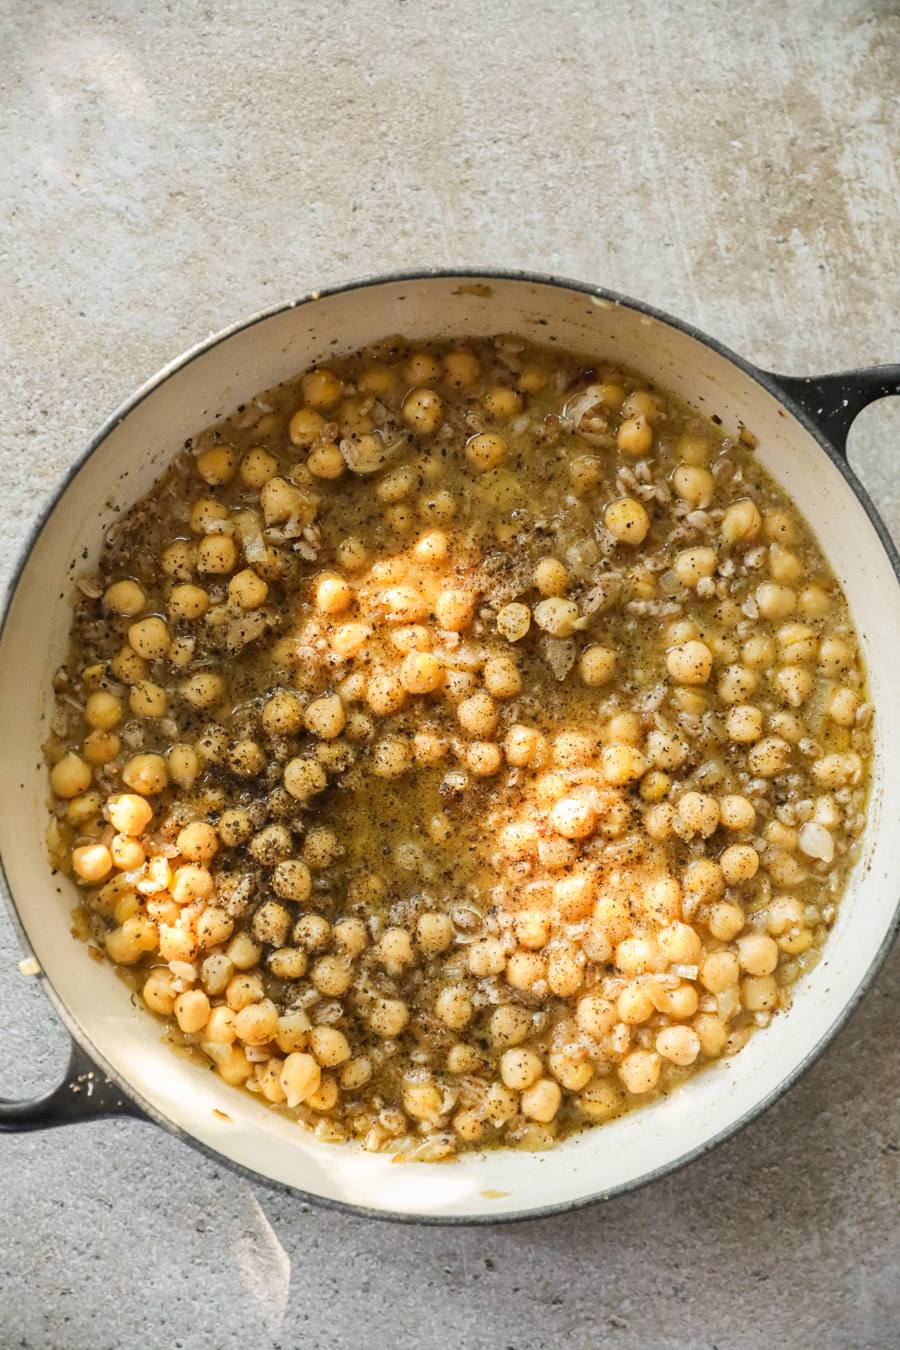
top-left (1, 271), bottom-right (899, 1224)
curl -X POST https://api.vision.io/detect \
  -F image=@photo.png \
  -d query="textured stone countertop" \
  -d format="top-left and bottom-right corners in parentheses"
top-left (1, 3), bottom-right (898, 1347)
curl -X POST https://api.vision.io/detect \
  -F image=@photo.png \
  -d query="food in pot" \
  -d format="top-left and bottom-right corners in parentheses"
top-left (44, 334), bottom-right (872, 1159)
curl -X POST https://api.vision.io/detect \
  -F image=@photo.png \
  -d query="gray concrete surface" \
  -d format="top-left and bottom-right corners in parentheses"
top-left (1, 2), bottom-right (899, 1347)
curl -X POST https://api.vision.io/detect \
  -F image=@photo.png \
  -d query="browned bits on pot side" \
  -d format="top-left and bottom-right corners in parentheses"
top-left (46, 334), bottom-right (871, 1161)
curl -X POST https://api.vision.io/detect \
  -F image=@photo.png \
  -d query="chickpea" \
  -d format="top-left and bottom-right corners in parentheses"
top-left (402, 387), bottom-right (443, 435)
top-left (110, 833), bottom-right (144, 869)
top-left (284, 757), bottom-right (328, 801)
top-left (413, 730), bottom-right (446, 764)
top-left (532, 558), bottom-right (569, 597)
top-left (756, 582), bottom-right (796, 620)
top-left (196, 908), bottom-right (234, 948)
top-left (829, 686), bottom-right (860, 727)
top-left (742, 974), bottom-right (779, 1012)
top-left (162, 540), bottom-right (197, 580)
top-left (719, 794), bottom-right (756, 831)
top-left (656, 1026), bottom-right (700, 1066)
top-left (483, 655), bottom-right (522, 698)
top-left (736, 932), bottom-right (779, 977)
top-left (301, 368), bottom-right (343, 409)
top-left (443, 349), bottom-right (481, 386)
top-left (819, 636), bottom-right (852, 677)
top-left (547, 945), bottom-right (584, 996)
top-left (505, 950), bottom-right (545, 990)
top-left (176, 821), bottom-right (219, 864)
top-left (434, 588), bottom-right (476, 632)
top-left (533, 597), bottom-right (580, 637)
top-left (721, 498), bottom-right (762, 546)
top-left (49, 752), bottom-right (92, 800)
top-left (376, 927), bottom-right (415, 972)
top-left (237, 446), bottom-right (278, 488)
top-left (368, 997), bottom-right (409, 1037)
top-left (578, 1079), bottom-right (624, 1120)
top-left (569, 455), bottom-right (605, 494)
top-left (579, 645), bottom-right (617, 686)
top-left (619, 1050), bottom-right (660, 1094)
top-left (418, 488), bottom-right (457, 524)
top-left (666, 640), bottom-right (713, 685)
top-left (128, 680), bottom-right (167, 720)
top-left (313, 573), bottom-right (352, 615)
top-left (499, 1047), bottom-right (542, 1090)
top-left (800, 584), bottom-right (831, 619)
top-left (684, 858), bottom-right (726, 903)
top-left (674, 547), bottom-right (717, 588)
top-left (400, 651), bottom-right (444, 694)
top-left (174, 989), bottom-right (211, 1035)
top-left (197, 533), bottom-right (238, 574)
top-left (464, 742), bottom-right (501, 776)
top-left (413, 530), bottom-right (449, 566)
top-left (718, 664), bottom-right (758, 703)
top-left (142, 969), bottom-right (179, 1015)
top-left (303, 693), bottom-right (346, 741)
top-left (699, 951), bottom-right (740, 993)
top-left (484, 387), bottom-right (521, 420)
top-left (372, 737), bottom-right (412, 777)
top-left (416, 911), bottom-right (452, 955)
top-left (103, 578), bottom-right (146, 616)
top-left (122, 753), bottom-right (168, 796)
top-left (727, 704), bottom-right (763, 743)
top-left (617, 416), bottom-right (653, 455)
top-left (83, 730), bottom-right (119, 765)
top-left (127, 616), bottom-right (170, 662)
top-left (457, 690), bottom-right (499, 737)
top-left (280, 1052), bottom-right (322, 1108)
top-left (748, 735), bottom-right (790, 776)
top-left (227, 569), bottom-right (268, 611)
top-left (707, 903), bottom-right (746, 941)
top-left (72, 844), bottom-right (112, 883)
top-left (466, 432), bottom-right (507, 472)
top-left (604, 497), bottom-right (650, 544)
top-left (194, 441), bottom-right (237, 484)
top-left (673, 464), bottom-right (714, 508)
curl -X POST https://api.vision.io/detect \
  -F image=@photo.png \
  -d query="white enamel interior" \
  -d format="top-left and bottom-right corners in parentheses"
top-left (1, 275), bottom-right (898, 1222)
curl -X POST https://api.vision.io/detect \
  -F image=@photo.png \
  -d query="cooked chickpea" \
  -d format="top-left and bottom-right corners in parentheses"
top-left (314, 573), bottom-right (352, 615)
top-left (434, 588), bottom-right (476, 632)
top-left (656, 1026), bottom-right (700, 1066)
top-left (700, 951), bottom-right (740, 993)
top-left (533, 597), bottom-right (580, 637)
top-left (673, 464), bottom-right (714, 508)
top-left (402, 387), bottom-right (443, 435)
top-left (49, 752), bottom-right (92, 800)
top-left (619, 1050), bottom-right (660, 1094)
top-left (721, 497), bottom-right (762, 546)
top-left (121, 753), bottom-right (168, 795)
top-left (400, 651), bottom-right (444, 695)
top-left (466, 432), bottom-right (507, 472)
top-left (674, 547), bottom-right (717, 588)
top-left (617, 415), bottom-right (653, 455)
top-left (727, 704), bottom-right (763, 743)
top-left (482, 655), bottom-right (522, 698)
top-left (372, 737), bottom-right (412, 777)
top-left (667, 640), bottom-right (713, 685)
top-left (197, 533), bottom-right (238, 574)
top-left (484, 386), bottom-right (521, 420)
top-left (605, 497), bottom-right (650, 544)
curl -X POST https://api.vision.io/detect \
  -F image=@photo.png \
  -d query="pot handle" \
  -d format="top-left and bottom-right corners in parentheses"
top-left (0, 1036), bottom-right (146, 1132)
top-left (766, 365), bottom-right (900, 458)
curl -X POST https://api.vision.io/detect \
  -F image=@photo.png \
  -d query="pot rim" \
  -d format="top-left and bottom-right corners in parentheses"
top-left (2, 265), bottom-right (899, 1226)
